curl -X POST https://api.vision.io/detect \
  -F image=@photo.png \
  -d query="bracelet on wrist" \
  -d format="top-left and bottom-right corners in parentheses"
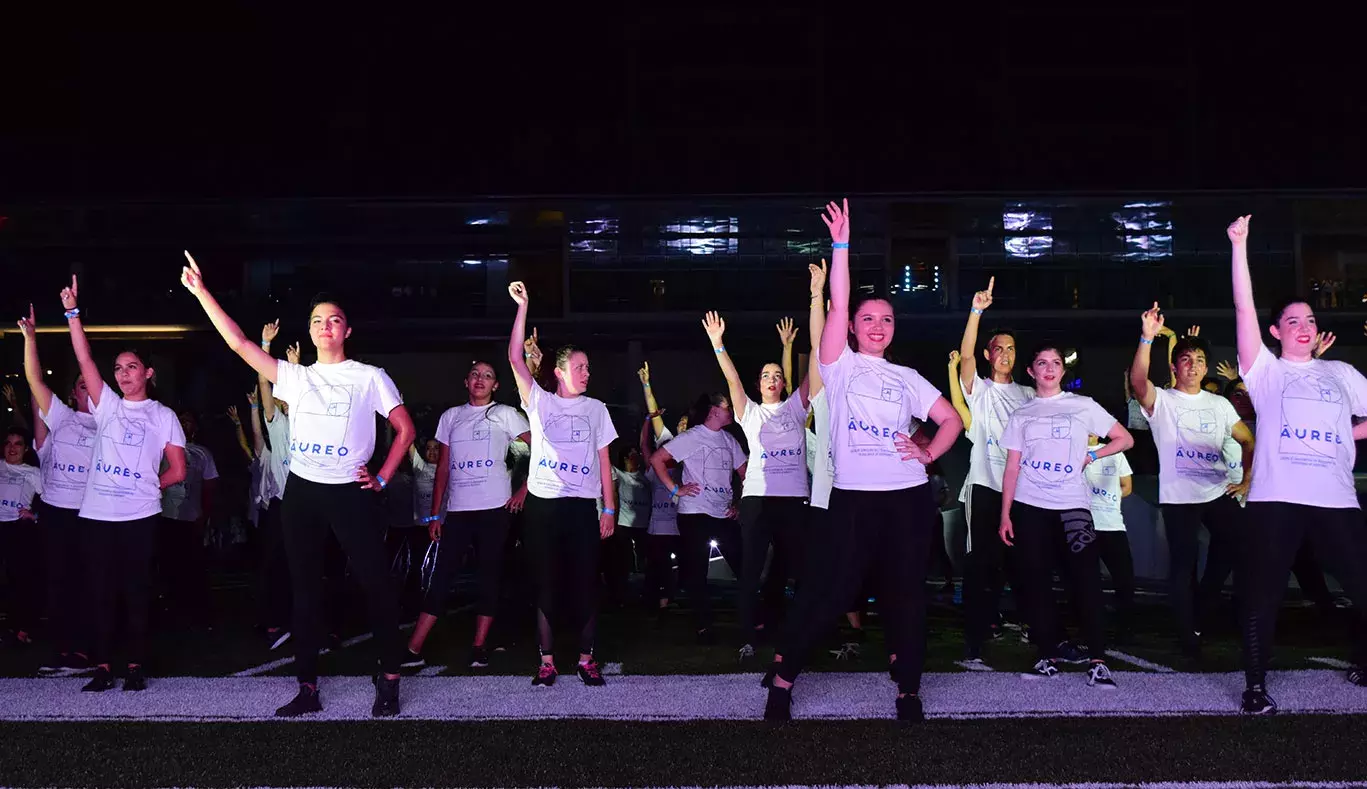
top-left (602, 507), bottom-right (616, 516)
top-left (376, 473), bottom-right (388, 489)
top-left (643, 382), bottom-right (651, 388)
top-left (249, 404), bottom-right (259, 410)
top-left (971, 307), bottom-right (983, 315)
top-left (714, 346), bottom-right (725, 354)
top-left (831, 242), bottom-right (850, 249)
top-left (1139, 336), bottom-right (1154, 345)
top-left (64, 308), bottom-right (80, 320)
top-left (670, 485), bottom-right (680, 498)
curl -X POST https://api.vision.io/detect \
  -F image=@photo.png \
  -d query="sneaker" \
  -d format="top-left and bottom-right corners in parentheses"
top-left (760, 662), bottom-right (778, 688)
top-left (738, 643), bottom-right (757, 664)
top-left (469, 646), bottom-right (490, 669)
top-left (1087, 662), bottom-right (1117, 689)
top-left (764, 685), bottom-right (792, 722)
top-left (372, 675), bottom-right (401, 717)
top-left (1031, 658), bottom-right (1059, 678)
top-left (277, 683), bottom-right (323, 717)
top-left (895, 694), bottom-right (924, 722)
top-left (960, 657), bottom-right (992, 672)
top-left (1347, 667), bottom-right (1367, 687)
top-left (269, 630), bottom-right (292, 651)
top-left (1056, 641), bottom-right (1089, 664)
top-left (532, 662), bottom-right (558, 687)
top-left (40, 653), bottom-right (89, 674)
top-left (123, 665), bottom-right (147, 692)
top-left (1241, 685), bottom-right (1277, 715)
top-left (81, 666), bottom-right (115, 693)
top-left (1019, 627), bottom-right (1032, 645)
top-left (399, 649), bottom-right (425, 669)
top-left (577, 660), bottom-right (606, 686)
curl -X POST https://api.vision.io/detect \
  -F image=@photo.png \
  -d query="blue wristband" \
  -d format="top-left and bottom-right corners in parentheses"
top-left (971, 308), bottom-right (983, 315)
top-left (64, 308), bottom-right (80, 320)
top-left (714, 346), bottom-right (725, 354)
top-left (832, 242), bottom-right (850, 249)
top-left (423, 514), bottom-right (440, 524)
top-left (1139, 337), bottom-right (1154, 345)
top-left (670, 485), bottom-right (680, 498)
top-left (376, 474), bottom-right (387, 489)
top-left (603, 507), bottom-right (616, 516)
top-left (1088, 450), bottom-right (1099, 463)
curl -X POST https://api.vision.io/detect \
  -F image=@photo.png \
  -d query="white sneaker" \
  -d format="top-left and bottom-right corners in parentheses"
top-left (1087, 662), bottom-right (1118, 689)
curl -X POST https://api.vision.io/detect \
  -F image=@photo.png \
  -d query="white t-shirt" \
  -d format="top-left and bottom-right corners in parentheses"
top-left (1000, 391), bottom-right (1118, 512)
top-left (523, 385), bottom-right (616, 500)
top-left (36, 398), bottom-right (98, 511)
top-left (410, 452), bottom-right (437, 524)
top-left (1240, 345), bottom-right (1367, 509)
top-left (1084, 444), bottom-right (1132, 531)
top-left (1222, 433), bottom-right (1245, 486)
top-left (806, 390), bottom-right (835, 510)
top-left (1127, 398), bottom-right (1150, 431)
top-left (664, 425), bottom-right (746, 518)
top-left (436, 403), bottom-right (531, 512)
top-left (647, 428), bottom-right (681, 535)
top-left (604, 468), bottom-right (652, 528)
top-left (161, 443), bottom-right (220, 522)
top-left (80, 382), bottom-right (187, 522)
top-left (272, 359), bottom-right (404, 486)
top-left (964, 376), bottom-right (1036, 493)
top-left (0, 463), bottom-right (43, 522)
top-left (1143, 388), bottom-right (1243, 505)
top-left (818, 347), bottom-right (943, 492)
top-left (264, 410), bottom-right (291, 500)
top-left (737, 395), bottom-right (811, 498)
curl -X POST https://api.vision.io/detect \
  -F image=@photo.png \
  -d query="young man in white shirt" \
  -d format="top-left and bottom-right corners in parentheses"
top-left (956, 277), bottom-right (1035, 660)
top-left (1130, 305), bottom-right (1255, 659)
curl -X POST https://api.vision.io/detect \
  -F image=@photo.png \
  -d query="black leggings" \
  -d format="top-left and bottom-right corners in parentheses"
top-left (738, 496), bottom-right (808, 640)
top-left (1239, 502), bottom-right (1367, 688)
top-left (1095, 530), bottom-right (1136, 626)
top-left (1, 517), bottom-right (44, 636)
top-left (523, 494), bottom-right (601, 655)
top-left (79, 515), bottom-right (157, 666)
top-left (254, 501), bottom-right (292, 630)
top-left (777, 485), bottom-right (935, 694)
top-left (1010, 501), bottom-right (1106, 660)
top-left (644, 533), bottom-right (680, 603)
top-left (964, 484), bottom-right (1011, 650)
top-left (281, 474), bottom-right (401, 684)
top-left (1162, 496), bottom-right (1241, 646)
top-left (676, 513), bottom-right (743, 633)
top-left (39, 503), bottom-right (85, 653)
top-left (157, 516), bottom-right (211, 622)
top-left (424, 507), bottom-right (510, 618)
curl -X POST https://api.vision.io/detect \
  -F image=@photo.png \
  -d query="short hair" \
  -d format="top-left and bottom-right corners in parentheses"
top-left (984, 327), bottom-right (1017, 349)
top-left (309, 292), bottom-right (347, 318)
top-left (1171, 335), bottom-right (1210, 363)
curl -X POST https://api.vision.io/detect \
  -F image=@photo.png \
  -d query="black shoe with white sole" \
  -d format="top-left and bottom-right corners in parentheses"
top-left (399, 649), bottom-right (425, 669)
top-left (470, 646), bottom-right (490, 669)
top-left (1241, 685), bottom-right (1277, 715)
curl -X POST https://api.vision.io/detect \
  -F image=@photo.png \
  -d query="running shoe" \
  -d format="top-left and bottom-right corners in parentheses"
top-left (1241, 685), bottom-right (1277, 715)
top-left (895, 694), bottom-right (924, 723)
top-left (764, 685), bottom-right (792, 722)
top-left (469, 646), bottom-right (490, 669)
top-left (1348, 667), bottom-right (1367, 687)
top-left (275, 684), bottom-right (323, 717)
top-left (122, 665), bottom-right (147, 692)
top-left (577, 659), bottom-right (606, 686)
top-left (1086, 662), bottom-right (1117, 689)
top-left (1030, 658), bottom-right (1060, 678)
top-left (372, 676), bottom-right (401, 717)
top-left (1055, 641), bottom-right (1089, 664)
top-left (81, 666), bottom-right (115, 693)
top-left (532, 662), bottom-right (558, 687)
top-left (399, 649), bottom-right (425, 669)
top-left (738, 643), bottom-right (757, 664)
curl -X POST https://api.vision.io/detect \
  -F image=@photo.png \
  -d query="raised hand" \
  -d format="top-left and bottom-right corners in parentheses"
top-left (809, 259), bottom-right (828, 296)
top-left (702, 311), bottom-right (726, 346)
top-left (776, 317), bottom-right (798, 347)
top-left (637, 361), bottom-right (651, 386)
top-left (1315, 331), bottom-right (1337, 358)
top-left (16, 304), bottom-right (36, 339)
top-left (948, 350), bottom-right (961, 367)
top-left (820, 199), bottom-right (850, 244)
top-left (1140, 302), bottom-right (1165, 340)
top-left (60, 275), bottom-right (79, 310)
top-left (262, 319), bottom-right (281, 344)
top-left (971, 277), bottom-right (995, 313)
top-left (246, 389), bottom-right (259, 408)
top-left (1186, 325), bottom-right (1201, 338)
top-left (508, 281), bottom-right (529, 306)
top-left (286, 342), bottom-right (301, 365)
top-left (1227, 215), bottom-right (1251, 245)
top-left (1215, 360), bottom-right (1238, 381)
top-left (180, 251), bottom-right (207, 297)
top-left (524, 327), bottom-right (542, 368)
top-left (1, 384), bottom-right (16, 407)
top-left (227, 405), bottom-right (242, 426)
top-left (894, 432), bottom-right (933, 464)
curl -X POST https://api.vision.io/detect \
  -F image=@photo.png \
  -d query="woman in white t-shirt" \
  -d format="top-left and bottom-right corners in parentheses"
top-left (648, 392), bottom-right (747, 645)
top-left (1083, 435), bottom-right (1135, 633)
top-left (405, 361), bottom-right (531, 671)
top-left (182, 256), bottom-right (415, 718)
top-left (599, 444), bottom-right (651, 607)
top-left (508, 282), bottom-right (618, 688)
top-left (0, 427), bottom-right (44, 645)
top-left (17, 306), bottom-right (97, 670)
top-left (765, 200), bottom-right (963, 723)
top-left (999, 343), bottom-right (1133, 688)
top-left (638, 413), bottom-right (682, 614)
top-left (60, 276), bottom-right (188, 693)
top-left (1227, 215), bottom-right (1367, 714)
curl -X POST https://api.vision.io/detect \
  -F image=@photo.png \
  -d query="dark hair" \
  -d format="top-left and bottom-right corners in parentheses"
top-left (1266, 297), bottom-right (1312, 327)
top-left (4, 426), bottom-right (28, 444)
top-left (1201, 377), bottom-right (1223, 392)
top-left (687, 392), bottom-right (729, 429)
top-left (1026, 341), bottom-right (1065, 366)
top-left (846, 293), bottom-right (894, 351)
top-left (1171, 335), bottom-right (1210, 363)
top-left (113, 348), bottom-right (158, 399)
top-left (756, 360), bottom-right (788, 400)
top-left (309, 292), bottom-right (347, 317)
top-left (554, 345), bottom-right (586, 371)
top-left (1222, 377), bottom-right (1245, 399)
top-left (468, 359), bottom-right (499, 378)
top-left (983, 327), bottom-right (1018, 349)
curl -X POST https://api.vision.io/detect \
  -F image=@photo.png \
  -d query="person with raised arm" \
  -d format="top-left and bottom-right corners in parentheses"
top-left (946, 351), bottom-right (972, 431)
top-left (17, 305), bottom-right (98, 673)
top-left (998, 342), bottom-right (1132, 688)
top-left (703, 298), bottom-right (814, 662)
top-left (506, 281), bottom-right (618, 688)
top-left (1226, 215), bottom-right (1367, 715)
top-left (60, 277), bottom-right (187, 693)
top-left (253, 337), bottom-right (302, 651)
top-left (764, 200), bottom-right (963, 723)
top-left (403, 360), bottom-right (530, 671)
top-left (955, 277), bottom-right (1035, 663)
top-left (180, 254), bottom-right (414, 717)
top-left (1130, 305), bottom-right (1254, 660)
top-left (637, 364), bottom-right (682, 615)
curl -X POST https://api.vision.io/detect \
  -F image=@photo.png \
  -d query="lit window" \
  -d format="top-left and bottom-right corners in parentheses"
top-left (1003, 206), bottom-right (1053, 259)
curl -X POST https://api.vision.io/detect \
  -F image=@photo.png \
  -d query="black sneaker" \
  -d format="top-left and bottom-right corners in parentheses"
top-left (532, 662), bottom-right (558, 687)
top-left (1056, 641), bottom-right (1089, 664)
top-left (81, 666), bottom-right (115, 693)
top-left (764, 685), bottom-right (792, 722)
top-left (372, 676), bottom-right (401, 717)
top-left (123, 665), bottom-right (147, 692)
top-left (577, 659), bottom-right (607, 686)
top-left (469, 646), bottom-right (490, 669)
top-left (1086, 662), bottom-right (1117, 689)
top-left (1031, 658), bottom-right (1060, 678)
top-left (1348, 667), bottom-right (1367, 687)
top-left (760, 662), bottom-right (778, 688)
top-left (275, 684), bottom-right (323, 717)
top-left (1241, 685), bottom-right (1277, 715)
top-left (896, 694), bottom-right (924, 722)
top-left (399, 649), bottom-right (425, 669)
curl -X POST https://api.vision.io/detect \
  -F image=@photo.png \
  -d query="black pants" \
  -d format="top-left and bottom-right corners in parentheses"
top-left (1095, 530), bottom-right (1136, 628)
top-left (1162, 496), bottom-right (1241, 647)
top-left (424, 507), bottom-right (510, 618)
top-left (281, 474), bottom-right (401, 684)
top-left (644, 533), bottom-right (680, 603)
top-left (677, 513), bottom-right (743, 632)
top-left (1239, 502), bottom-right (1367, 688)
top-left (523, 494), bottom-right (601, 654)
top-left (964, 484), bottom-right (1010, 651)
top-left (79, 515), bottom-right (158, 666)
top-left (387, 525), bottom-right (432, 618)
top-left (157, 516), bottom-right (211, 623)
top-left (601, 527), bottom-right (643, 607)
top-left (1, 517), bottom-right (45, 635)
top-left (1010, 501), bottom-right (1106, 660)
top-left (39, 503), bottom-right (85, 653)
top-left (254, 501), bottom-right (292, 630)
top-left (778, 485), bottom-right (934, 694)
top-left (738, 496), bottom-right (808, 640)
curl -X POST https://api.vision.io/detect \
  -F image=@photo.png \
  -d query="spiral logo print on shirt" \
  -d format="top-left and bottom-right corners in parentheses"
top-left (94, 414), bottom-right (147, 494)
top-left (1019, 415), bottom-right (1074, 489)
top-left (844, 367), bottom-right (909, 454)
top-left (49, 419), bottom-right (96, 489)
top-left (758, 409), bottom-right (804, 471)
top-left (1174, 406), bottom-right (1224, 477)
top-left (1278, 372), bottom-right (1346, 467)
top-left (536, 413), bottom-right (593, 490)
top-left (452, 425), bottom-right (494, 486)
top-left (293, 384), bottom-right (354, 468)
top-left (1061, 510), bottom-right (1096, 554)
top-left (698, 446), bottom-right (735, 511)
